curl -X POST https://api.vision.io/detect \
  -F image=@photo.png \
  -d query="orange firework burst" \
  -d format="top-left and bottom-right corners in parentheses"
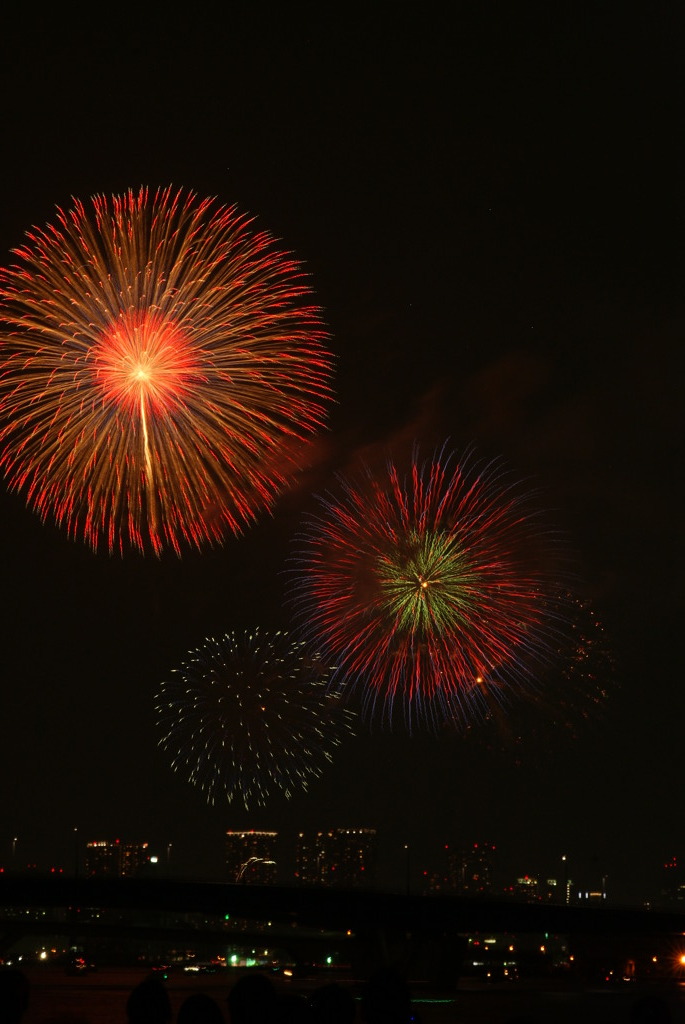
top-left (0, 187), bottom-right (332, 554)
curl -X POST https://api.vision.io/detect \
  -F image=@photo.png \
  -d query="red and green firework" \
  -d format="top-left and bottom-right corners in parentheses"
top-left (292, 446), bottom-right (568, 730)
top-left (155, 629), bottom-right (356, 809)
top-left (0, 187), bottom-right (332, 554)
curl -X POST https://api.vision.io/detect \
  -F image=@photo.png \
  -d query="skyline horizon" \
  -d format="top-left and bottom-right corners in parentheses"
top-left (1, 825), bottom-right (675, 907)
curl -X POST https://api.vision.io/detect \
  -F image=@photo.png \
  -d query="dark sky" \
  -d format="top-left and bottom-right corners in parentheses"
top-left (0, 8), bottom-right (682, 904)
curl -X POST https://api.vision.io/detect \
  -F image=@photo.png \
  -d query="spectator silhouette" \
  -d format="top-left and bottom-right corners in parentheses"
top-left (0, 969), bottom-right (30, 1024)
top-left (227, 973), bottom-right (279, 1024)
top-left (359, 968), bottom-right (415, 1024)
top-left (630, 994), bottom-right (672, 1023)
top-left (178, 992), bottom-right (225, 1024)
top-left (275, 992), bottom-right (313, 1024)
top-left (126, 975), bottom-right (172, 1024)
top-left (37, 1016), bottom-right (90, 1024)
top-left (309, 983), bottom-right (356, 1024)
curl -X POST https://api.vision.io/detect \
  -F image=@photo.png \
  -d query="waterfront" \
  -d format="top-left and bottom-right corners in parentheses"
top-left (16, 966), bottom-right (685, 1024)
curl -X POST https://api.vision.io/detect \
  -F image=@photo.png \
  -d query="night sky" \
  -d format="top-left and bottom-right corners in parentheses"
top-left (0, 8), bottom-right (682, 904)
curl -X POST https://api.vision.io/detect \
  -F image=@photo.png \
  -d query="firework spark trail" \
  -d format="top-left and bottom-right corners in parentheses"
top-left (155, 629), bottom-right (356, 809)
top-left (0, 187), bottom-right (332, 554)
top-left (456, 595), bottom-right (616, 759)
top-left (292, 445), bottom-right (571, 731)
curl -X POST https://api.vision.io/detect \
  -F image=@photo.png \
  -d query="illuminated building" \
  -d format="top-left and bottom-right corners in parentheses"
top-left (451, 841), bottom-right (496, 895)
top-left (579, 888), bottom-right (607, 903)
top-left (421, 843), bottom-right (453, 894)
top-left (85, 839), bottom-right (150, 878)
top-left (512, 875), bottom-right (540, 901)
top-left (295, 828), bottom-right (377, 888)
top-left (226, 831), bottom-right (277, 884)
top-left (660, 855), bottom-right (685, 904)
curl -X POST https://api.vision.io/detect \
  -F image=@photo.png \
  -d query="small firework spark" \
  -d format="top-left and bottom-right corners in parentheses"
top-left (456, 596), bottom-right (616, 761)
top-left (155, 629), bottom-right (356, 808)
top-left (0, 187), bottom-right (332, 554)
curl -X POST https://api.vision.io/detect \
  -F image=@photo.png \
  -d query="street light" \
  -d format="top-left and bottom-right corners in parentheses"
top-left (561, 855), bottom-right (570, 905)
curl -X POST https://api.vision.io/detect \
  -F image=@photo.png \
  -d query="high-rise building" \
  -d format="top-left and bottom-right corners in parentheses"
top-left (450, 841), bottom-right (496, 895)
top-left (420, 843), bottom-right (453, 894)
top-left (85, 839), bottom-right (150, 878)
top-left (511, 874), bottom-right (541, 901)
top-left (295, 828), bottom-right (377, 888)
top-left (659, 855), bottom-right (685, 907)
top-left (226, 831), bottom-right (277, 884)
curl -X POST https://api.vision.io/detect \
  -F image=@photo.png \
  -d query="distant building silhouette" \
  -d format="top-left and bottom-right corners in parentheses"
top-left (510, 875), bottom-right (541, 901)
top-left (578, 887), bottom-right (607, 904)
top-left (452, 841), bottom-right (496, 895)
top-left (421, 840), bottom-right (497, 895)
top-left (421, 843), bottom-right (453, 894)
top-left (85, 839), bottom-right (150, 878)
top-left (295, 828), bottom-right (377, 888)
top-left (658, 854), bottom-right (685, 907)
top-left (226, 831), bottom-right (277, 884)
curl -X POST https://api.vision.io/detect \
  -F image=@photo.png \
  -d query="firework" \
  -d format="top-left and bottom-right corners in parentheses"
top-left (0, 187), bottom-right (332, 554)
top-left (291, 446), bottom-right (569, 730)
top-left (155, 629), bottom-right (356, 808)
top-left (457, 596), bottom-right (616, 760)
top-left (531, 594), bottom-right (615, 740)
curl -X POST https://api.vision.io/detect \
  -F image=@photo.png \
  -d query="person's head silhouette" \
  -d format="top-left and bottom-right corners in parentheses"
top-left (0, 969), bottom-right (30, 1024)
top-left (126, 976), bottom-right (172, 1024)
top-left (227, 973), bottom-right (279, 1024)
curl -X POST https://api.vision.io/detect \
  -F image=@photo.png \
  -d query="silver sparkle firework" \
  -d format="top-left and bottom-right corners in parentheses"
top-left (155, 629), bottom-right (356, 808)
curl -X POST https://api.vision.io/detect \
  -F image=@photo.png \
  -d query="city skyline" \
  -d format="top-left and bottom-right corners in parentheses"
top-left (2, 827), bottom-right (679, 911)
top-left (0, 8), bottom-right (681, 913)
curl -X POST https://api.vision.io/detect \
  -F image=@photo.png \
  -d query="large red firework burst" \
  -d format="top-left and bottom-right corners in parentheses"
top-left (0, 187), bottom-right (332, 554)
top-left (292, 446), bottom-right (569, 730)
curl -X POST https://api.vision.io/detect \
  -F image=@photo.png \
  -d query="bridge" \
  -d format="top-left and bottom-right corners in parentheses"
top-left (2, 875), bottom-right (684, 933)
top-left (2, 876), bottom-right (684, 983)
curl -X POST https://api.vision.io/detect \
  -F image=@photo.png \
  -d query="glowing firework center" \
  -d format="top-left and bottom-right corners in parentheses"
top-left (376, 530), bottom-right (478, 636)
top-left (95, 311), bottom-right (200, 414)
